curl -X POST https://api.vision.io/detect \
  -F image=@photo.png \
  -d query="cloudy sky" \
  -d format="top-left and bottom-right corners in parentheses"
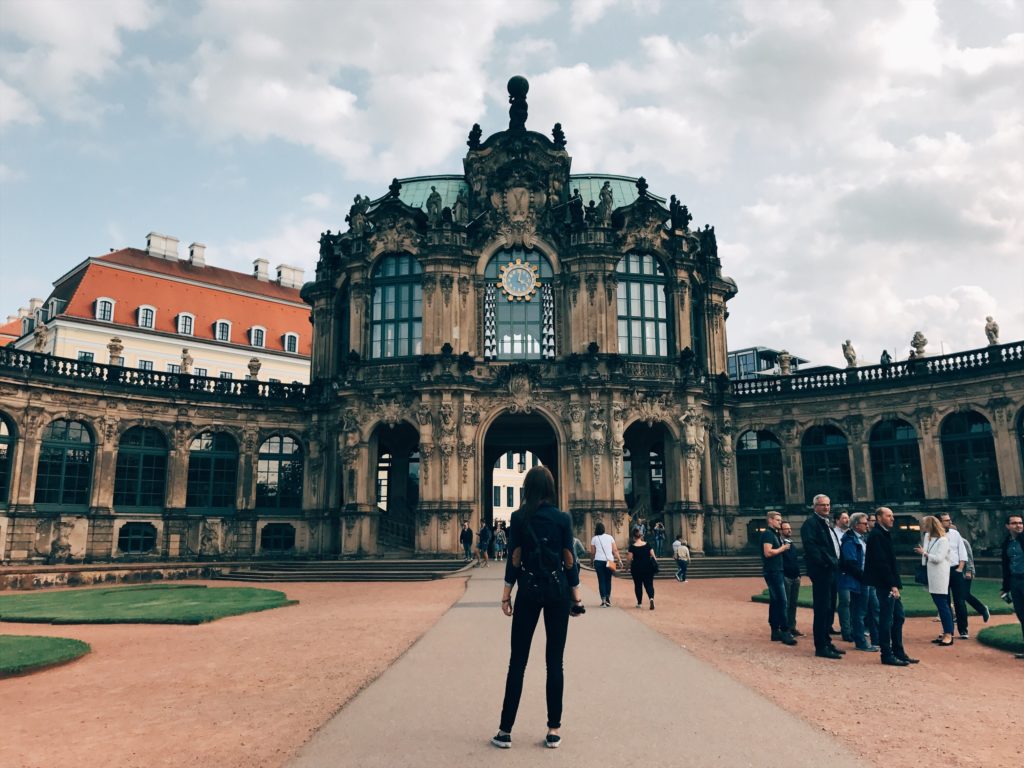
top-left (1, 0), bottom-right (1021, 367)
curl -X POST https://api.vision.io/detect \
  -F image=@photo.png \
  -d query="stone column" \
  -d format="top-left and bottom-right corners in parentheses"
top-left (991, 403), bottom-right (1023, 496)
top-left (89, 418), bottom-right (118, 514)
top-left (915, 409), bottom-right (945, 500)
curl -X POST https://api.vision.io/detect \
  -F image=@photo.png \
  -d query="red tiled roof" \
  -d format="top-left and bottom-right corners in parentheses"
top-left (56, 249), bottom-right (311, 356)
top-left (0, 317), bottom-right (21, 345)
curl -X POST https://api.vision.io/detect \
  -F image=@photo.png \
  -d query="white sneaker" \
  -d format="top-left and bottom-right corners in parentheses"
top-left (491, 732), bottom-right (511, 749)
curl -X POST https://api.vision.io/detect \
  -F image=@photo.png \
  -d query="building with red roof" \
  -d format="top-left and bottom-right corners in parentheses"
top-left (12, 233), bottom-right (312, 383)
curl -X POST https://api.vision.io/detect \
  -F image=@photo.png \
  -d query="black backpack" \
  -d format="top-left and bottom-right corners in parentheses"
top-left (519, 517), bottom-right (568, 606)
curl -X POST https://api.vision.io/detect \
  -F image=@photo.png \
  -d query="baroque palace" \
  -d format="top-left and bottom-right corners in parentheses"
top-left (1, 77), bottom-right (1022, 564)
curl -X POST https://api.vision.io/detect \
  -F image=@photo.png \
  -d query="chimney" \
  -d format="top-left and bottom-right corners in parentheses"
top-left (189, 242), bottom-right (206, 267)
top-left (17, 307), bottom-right (29, 319)
top-left (253, 258), bottom-right (270, 282)
top-left (275, 264), bottom-right (305, 289)
top-left (6, 314), bottom-right (19, 324)
top-left (28, 298), bottom-right (44, 313)
top-left (146, 232), bottom-right (180, 260)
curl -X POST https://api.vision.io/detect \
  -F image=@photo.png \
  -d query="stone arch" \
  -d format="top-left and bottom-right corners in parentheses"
top-left (475, 236), bottom-right (562, 275)
top-left (366, 249), bottom-right (424, 279)
top-left (115, 419), bottom-right (174, 446)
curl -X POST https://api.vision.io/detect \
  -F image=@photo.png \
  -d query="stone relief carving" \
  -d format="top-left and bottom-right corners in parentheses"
top-left (585, 273), bottom-right (599, 304)
top-left (368, 214), bottom-right (419, 255)
top-left (375, 396), bottom-right (405, 428)
top-left (440, 274), bottom-right (454, 306)
top-left (199, 520), bottom-right (220, 556)
top-left (588, 405), bottom-right (607, 484)
top-left (458, 275), bottom-right (471, 307)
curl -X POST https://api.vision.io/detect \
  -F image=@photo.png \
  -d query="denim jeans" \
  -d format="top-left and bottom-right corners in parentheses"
top-left (784, 575), bottom-right (801, 632)
top-left (931, 592), bottom-right (954, 635)
top-left (949, 568), bottom-right (969, 634)
top-left (848, 589), bottom-right (867, 647)
top-left (463, 543), bottom-right (472, 559)
top-left (595, 560), bottom-right (613, 602)
top-left (498, 586), bottom-right (570, 732)
top-left (763, 569), bottom-right (789, 632)
top-left (837, 588), bottom-right (852, 639)
top-left (676, 560), bottom-right (689, 581)
top-left (862, 586), bottom-right (880, 645)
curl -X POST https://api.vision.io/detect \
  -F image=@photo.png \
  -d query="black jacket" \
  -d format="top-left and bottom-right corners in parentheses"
top-left (781, 540), bottom-right (801, 579)
top-left (864, 525), bottom-right (902, 592)
top-left (1002, 535), bottom-right (1024, 593)
top-left (800, 513), bottom-right (839, 576)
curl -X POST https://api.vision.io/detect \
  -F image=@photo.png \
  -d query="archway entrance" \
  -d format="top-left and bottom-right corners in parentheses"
top-left (482, 413), bottom-right (559, 528)
top-left (623, 421), bottom-right (673, 554)
top-left (371, 422), bottom-right (419, 552)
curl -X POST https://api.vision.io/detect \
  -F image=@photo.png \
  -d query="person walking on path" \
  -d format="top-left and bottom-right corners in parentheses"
top-left (801, 494), bottom-right (844, 659)
top-left (938, 513), bottom-right (970, 638)
top-left (495, 523), bottom-right (508, 561)
top-left (958, 529), bottom-right (991, 624)
top-left (477, 523), bottom-right (493, 567)
top-left (672, 533), bottom-right (690, 582)
top-left (840, 513), bottom-right (875, 651)
top-left (1000, 513), bottom-right (1024, 659)
top-left (780, 521), bottom-right (803, 637)
top-left (653, 521), bottom-right (666, 557)
top-left (762, 511), bottom-right (796, 645)
top-left (493, 466), bottom-right (584, 749)
top-left (590, 521), bottom-right (621, 607)
top-left (460, 522), bottom-right (474, 561)
top-left (865, 506), bottom-right (918, 667)
top-left (915, 516), bottom-right (954, 646)
top-left (627, 526), bottom-right (658, 610)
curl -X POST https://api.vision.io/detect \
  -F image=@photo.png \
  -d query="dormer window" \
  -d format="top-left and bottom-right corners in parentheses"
top-left (178, 313), bottom-right (195, 336)
top-left (138, 305), bottom-right (156, 329)
top-left (96, 298), bottom-right (115, 322)
top-left (215, 320), bottom-right (232, 342)
top-left (250, 326), bottom-right (266, 348)
top-left (284, 332), bottom-right (298, 354)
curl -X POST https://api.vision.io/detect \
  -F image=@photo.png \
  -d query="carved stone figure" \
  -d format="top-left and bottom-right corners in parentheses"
top-left (507, 75), bottom-right (529, 130)
top-left (467, 123), bottom-right (482, 150)
top-left (985, 316), bottom-right (999, 345)
top-left (107, 336), bottom-right (124, 364)
top-left (346, 195), bottom-right (370, 236)
top-left (698, 224), bottom-right (717, 259)
top-left (778, 349), bottom-right (792, 376)
top-left (669, 195), bottom-right (692, 231)
top-left (596, 180), bottom-right (613, 226)
top-left (33, 324), bottom-right (49, 353)
top-left (568, 189), bottom-right (585, 226)
top-left (910, 331), bottom-right (928, 358)
top-left (49, 521), bottom-right (74, 563)
top-left (200, 520), bottom-right (219, 555)
top-left (551, 122), bottom-right (566, 148)
top-left (453, 187), bottom-right (469, 224)
top-left (880, 349), bottom-right (892, 366)
top-left (426, 186), bottom-right (443, 226)
top-left (842, 340), bottom-right (857, 368)
top-left (248, 357), bottom-right (261, 378)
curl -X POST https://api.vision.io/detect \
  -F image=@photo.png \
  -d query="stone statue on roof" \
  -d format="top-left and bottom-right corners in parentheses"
top-left (507, 76), bottom-right (529, 130)
top-left (453, 187), bottom-right (469, 224)
top-left (426, 186), bottom-right (443, 226)
top-left (842, 340), bottom-right (856, 368)
top-left (670, 195), bottom-right (692, 232)
top-left (551, 122), bottom-right (566, 148)
top-left (181, 348), bottom-right (193, 374)
top-left (910, 331), bottom-right (928, 358)
top-left (597, 180), bottom-right (613, 226)
top-left (569, 188), bottom-right (585, 226)
top-left (985, 316), bottom-right (999, 345)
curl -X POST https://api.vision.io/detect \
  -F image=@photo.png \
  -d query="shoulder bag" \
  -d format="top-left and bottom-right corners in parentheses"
top-left (599, 536), bottom-right (617, 572)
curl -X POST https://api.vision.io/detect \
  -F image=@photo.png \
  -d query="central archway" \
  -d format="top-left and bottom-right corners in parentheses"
top-left (482, 412), bottom-right (560, 527)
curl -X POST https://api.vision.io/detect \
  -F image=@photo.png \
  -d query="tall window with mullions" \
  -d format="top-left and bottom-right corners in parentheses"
top-left (869, 419), bottom-right (924, 503)
top-left (737, 430), bottom-right (786, 507)
top-left (941, 411), bottom-right (1001, 500)
top-left (256, 435), bottom-right (304, 510)
top-left (34, 419), bottom-right (94, 508)
top-left (186, 432), bottom-right (238, 510)
top-left (483, 248), bottom-right (555, 360)
top-left (616, 253), bottom-right (669, 357)
top-left (370, 254), bottom-right (422, 358)
top-left (0, 415), bottom-right (14, 508)
top-left (800, 425), bottom-right (852, 504)
top-left (113, 427), bottom-right (168, 510)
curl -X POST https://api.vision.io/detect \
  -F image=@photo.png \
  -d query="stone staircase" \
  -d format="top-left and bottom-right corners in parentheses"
top-left (644, 555), bottom-right (762, 580)
top-left (213, 559), bottom-right (471, 583)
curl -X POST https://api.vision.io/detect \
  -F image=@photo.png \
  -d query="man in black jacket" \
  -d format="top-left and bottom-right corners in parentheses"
top-left (800, 494), bottom-right (843, 659)
top-left (1001, 513), bottom-right (1024, 659)
top-left (864, 506), bottom-right (918, 667)
top-left (780, 521), bottom-right (803, 637)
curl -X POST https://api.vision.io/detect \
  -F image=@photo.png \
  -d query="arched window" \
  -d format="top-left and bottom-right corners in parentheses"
top-left (260, 523), bottom-right (296, 552)
top-left (869, 419), bottom-right (924, 503)
top-left (256, 435), bottom-right (304, 510)
top-left (483, 248), bottom-right (555, 360)
top-left (615, 253), bottom-right (669, 357)
top-left (371, 253), bottom-right (422, 358)
top-left (34, 419), bottom-right (94, 508)
top-left (0, 414), bottom-right (14, 508)
top-left (737, 430), bottom-right (785, 507)
top-left (186, 432), bottom-right (238, 510)
top-left (941, 411), bottom-right (1001, 500)
top-left (95, 298), bottom-right (115, 322)
top-left (117, 522), bottom-right (158, 554)
top-left (284, 332), bottom-right (299, 354)
top-left (801, 425), bottom-right (852, 503)
top-left (113, 427), bottom-right (168, 510)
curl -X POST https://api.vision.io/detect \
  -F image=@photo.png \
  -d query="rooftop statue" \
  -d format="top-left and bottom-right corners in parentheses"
top-left (985, 316), bottom-right (999, 345)
top-left (699, 224), bottom-right (718, 259)
top-left (597, 181), bottom-right (613, 226)
top-left (507, 75), bottom-right (529, 131)
top-left (670, 195), bottom-right (692, 231)
top-left (880, 349), bottom-right (892, 366)
top-left (453, 187), bottom-right (469, 224)
top-left (910, 331), bottom-right (928, 357)
top-left (569, 188), bottom-right (585, 226)
top-left (551, 122), bottom-right (566, 148)
top-left (467, 123), bottom-right (482, 150)
top-left (426, 186), bottom-right (443, 226)
top-left (842, 339), bottom-right (857, 368)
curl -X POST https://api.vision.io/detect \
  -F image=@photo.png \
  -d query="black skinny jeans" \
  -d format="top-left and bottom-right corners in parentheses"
top-left (498, 589), bottom-right (570, 733)
top-left (632, 571), bottom-right (655, 603)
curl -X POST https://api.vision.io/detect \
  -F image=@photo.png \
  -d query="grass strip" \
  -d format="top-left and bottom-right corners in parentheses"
top-left (0, 635), bottom-right (91, 677)
top-left (0, 584), bottom-right (297, 625)
top-left (751, 578), bottom-right (1009, 618)
top-left (977, 623), bottom-right (1024, 654)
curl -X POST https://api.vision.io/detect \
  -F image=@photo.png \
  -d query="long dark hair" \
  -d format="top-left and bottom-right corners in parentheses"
top-left (520, 465), bottom-right (556, 522)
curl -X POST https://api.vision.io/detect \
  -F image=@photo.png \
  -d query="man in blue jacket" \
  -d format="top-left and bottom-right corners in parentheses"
top-left (840, 513), bottom-right (877, 652)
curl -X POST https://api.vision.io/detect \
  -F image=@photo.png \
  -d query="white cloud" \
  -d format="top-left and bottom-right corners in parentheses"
top-left (0, 162), bottom-right (25, 183)
top-left (302, 193), bottom-right (331, 211)
top-left (0, 78), bottom-right (40, 127)
top-left (0, 0), bottom-right (157, 123)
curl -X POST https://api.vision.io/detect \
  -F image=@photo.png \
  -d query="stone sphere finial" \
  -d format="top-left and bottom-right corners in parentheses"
top-left (507, 75), bottom-right (529, 98)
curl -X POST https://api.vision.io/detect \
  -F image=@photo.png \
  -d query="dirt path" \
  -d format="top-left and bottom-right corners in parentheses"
top-left (623, 576), bottom-right (1019, 768)
top-left (1, 579), bottom-right (466, 768)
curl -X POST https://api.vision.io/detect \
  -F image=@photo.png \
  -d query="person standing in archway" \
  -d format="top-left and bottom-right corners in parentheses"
top-left (493, 465), bottom-right (584, 749)
top-left (477, 523), bottom-right (492, 567)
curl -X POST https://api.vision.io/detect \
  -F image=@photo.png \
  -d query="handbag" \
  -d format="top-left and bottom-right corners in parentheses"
top-left (914, 564), bottom-right (928, 586)
top-left (599, 536), bottom-right (617, 572)
top-left (650, 549), bottom-right (660, 575)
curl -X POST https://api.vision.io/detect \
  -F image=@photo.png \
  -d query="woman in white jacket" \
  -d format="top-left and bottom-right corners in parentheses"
top-left (914, 516), bottom-right (954, 646)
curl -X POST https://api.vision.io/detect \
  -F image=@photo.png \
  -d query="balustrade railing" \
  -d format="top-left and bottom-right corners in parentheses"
top-left (0, 347), bottom-right (308, 403)
top-left (732, 340), bottom-right (1023, 399)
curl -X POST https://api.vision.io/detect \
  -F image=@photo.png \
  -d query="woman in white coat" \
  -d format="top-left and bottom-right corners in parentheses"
top-left (914, 516), bottom-right (954, 646)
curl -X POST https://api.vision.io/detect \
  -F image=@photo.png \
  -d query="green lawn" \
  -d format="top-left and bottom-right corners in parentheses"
top-left (0, 635), bottom-right (91, 677)
top-left (0, 584), bottom-right (297, 625)
top-left (977, 623), bottom-right (1024, 654)
top-left (752, 578), bottom-right (1010, 618)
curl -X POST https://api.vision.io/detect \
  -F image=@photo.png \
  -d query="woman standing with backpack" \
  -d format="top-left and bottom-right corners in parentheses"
top-left (493, 466), bottom-right (584, 751)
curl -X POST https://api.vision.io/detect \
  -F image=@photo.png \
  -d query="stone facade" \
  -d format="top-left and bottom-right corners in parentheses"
top-left (1, 78), bottom-right (1022, 564)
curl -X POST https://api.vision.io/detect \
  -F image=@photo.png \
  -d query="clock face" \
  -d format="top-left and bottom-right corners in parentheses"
top-left (497, 259), bottom-right (540, 301)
